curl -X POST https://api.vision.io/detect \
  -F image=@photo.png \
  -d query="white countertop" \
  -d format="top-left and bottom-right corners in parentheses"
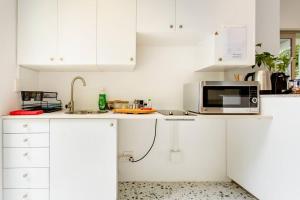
top-left (1, 111), bottom-right (273, 120)
top-left (261, 94), bottom-right (300, 98)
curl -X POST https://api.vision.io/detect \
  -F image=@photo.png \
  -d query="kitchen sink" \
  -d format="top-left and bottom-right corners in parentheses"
top-left (65, 110), bottom-right (109, 114)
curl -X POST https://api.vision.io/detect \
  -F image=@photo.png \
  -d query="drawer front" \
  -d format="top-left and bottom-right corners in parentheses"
top-left (3, 134), bottom-right (49, 148)
top-left (3, 119), bottom-right (49, 134)
top-left (4, 189), bottom-right (49, 200)
top-left (4, 148), bottom-right (49, 168)
top-left (4, 168), bottom-right (49, 189)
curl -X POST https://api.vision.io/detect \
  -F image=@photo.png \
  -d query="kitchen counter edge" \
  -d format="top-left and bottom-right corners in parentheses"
top-left (1, 111), bottom-right (273, 120)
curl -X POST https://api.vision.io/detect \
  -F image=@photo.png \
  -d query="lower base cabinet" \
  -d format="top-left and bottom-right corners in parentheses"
top-left (4, 189), bottom-right (49, 200)
top-left (49, 119), bottom-right (117, 200)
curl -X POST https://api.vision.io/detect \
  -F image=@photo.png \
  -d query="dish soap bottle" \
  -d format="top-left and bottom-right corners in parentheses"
top-left (98, 89), bottom-right (107, 111)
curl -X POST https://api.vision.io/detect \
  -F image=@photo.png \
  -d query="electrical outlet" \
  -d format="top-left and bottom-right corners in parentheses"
top-left (118, 151), bottom-right (133, 162)
top-left (170, 150), bottom-right (183, 163)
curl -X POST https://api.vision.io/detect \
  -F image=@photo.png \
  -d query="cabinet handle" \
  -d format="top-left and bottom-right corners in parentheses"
top-left (23, 138), bottom-right (29, 143)
top-left (218, 57), bottom-right (223, 62)
top-left (130, 57), bottom-right (134, 62)
top-left (22, 194), bottom-right (28, 199)
top-left (179, 25), bottom-right (183, 29)
top-left (110, 123), bottom-right (114, 127)
top-left (50, 58), bottom-right (54, 61)
top-left (22, 173), bottom-right (28, 178)
top-left (23, 152), bottom-right (29, 157)
top-left (215, 31), bottom-right (219, 36)
top-left (170, 25), bottom-right (174, 29)
top-left (22, 124), bottom-right (28, 128)
top-left (60, 57), bottom-right (64, 61)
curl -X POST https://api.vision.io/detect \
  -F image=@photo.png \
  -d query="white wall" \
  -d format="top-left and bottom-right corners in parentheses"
top-left (281, 0), bottom-right (300, 30)
top-left (0, 0), bottom-right (18, 115)
top-left (0, 0), bottom-right (18, 198)
top-left (38, 46), bottom-right (224, 110)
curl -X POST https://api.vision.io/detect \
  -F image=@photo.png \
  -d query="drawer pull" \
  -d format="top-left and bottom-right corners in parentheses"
top-left (23, 152), bottom-right (29, 157)
top-left (22, 194), bottom-right (28, 199)
top-left (23, 138), bottom-right (29, 143)
top-left (22, 173), bottom-right (29, 178)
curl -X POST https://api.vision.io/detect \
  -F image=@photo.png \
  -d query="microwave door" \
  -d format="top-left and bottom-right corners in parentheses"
top-left (202, 86), bottom-right (251, 113)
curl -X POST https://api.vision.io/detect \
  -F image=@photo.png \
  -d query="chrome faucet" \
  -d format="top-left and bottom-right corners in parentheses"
top-left (66, 76), bottom-right (86, 112)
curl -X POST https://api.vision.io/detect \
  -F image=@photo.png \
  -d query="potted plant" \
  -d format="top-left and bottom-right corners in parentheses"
top-left (245, 44), bottom-right (274, 93)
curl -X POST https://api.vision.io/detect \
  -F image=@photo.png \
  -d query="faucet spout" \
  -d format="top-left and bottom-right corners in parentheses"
top-left (67, 76), bottom-right (87, 112)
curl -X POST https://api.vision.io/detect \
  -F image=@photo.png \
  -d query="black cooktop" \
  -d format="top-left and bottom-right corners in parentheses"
top-left (157, 110), bottom-right (197, 116)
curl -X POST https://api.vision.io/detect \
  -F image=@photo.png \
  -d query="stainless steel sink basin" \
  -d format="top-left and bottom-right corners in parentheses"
top-left (65, 110), bottom-right (109, 114)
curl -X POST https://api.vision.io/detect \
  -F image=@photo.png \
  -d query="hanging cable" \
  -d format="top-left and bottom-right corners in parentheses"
top-left (129, 119), bottom-right (158, 163)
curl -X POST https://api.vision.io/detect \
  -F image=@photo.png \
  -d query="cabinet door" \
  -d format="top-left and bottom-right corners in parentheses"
top-left (18, 0), bottom-right (57, 65)
top-left (98, 0), bottom-right (136, 66)
top-left (58, 0), bottom-right (97, 65)
top-left (50, 119), bottom-right (117, 200)
top-left (137, 0), bottom-right (175, 32)
top-left (227, 119), bottom-right (280, 200)
top-left (175, 0), bottom-right (215, 33)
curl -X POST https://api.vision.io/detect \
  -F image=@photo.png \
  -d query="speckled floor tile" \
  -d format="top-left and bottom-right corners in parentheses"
top-left (118, 182), bottom-right (258, 200)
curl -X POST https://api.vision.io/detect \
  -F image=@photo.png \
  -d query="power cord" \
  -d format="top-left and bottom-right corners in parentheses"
top-left (129, 119), bottom-right (158, 163)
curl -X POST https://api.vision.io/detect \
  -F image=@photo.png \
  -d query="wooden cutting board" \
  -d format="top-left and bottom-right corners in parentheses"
top-left (113, 108), bottom-right (156, 114)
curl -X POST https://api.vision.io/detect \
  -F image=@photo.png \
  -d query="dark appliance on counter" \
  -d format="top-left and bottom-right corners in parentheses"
top-left (271, 73), bottom-right (290, 94)
top-left (183, 81), bottom-right (260, 114)
top-left (21, 91), bottom-right (62, 113)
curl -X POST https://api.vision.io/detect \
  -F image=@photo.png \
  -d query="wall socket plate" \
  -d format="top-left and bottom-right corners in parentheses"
top-left (119, 151), bottom-right (133, 162)
top-left (170, 150), bottom-right (183, 163)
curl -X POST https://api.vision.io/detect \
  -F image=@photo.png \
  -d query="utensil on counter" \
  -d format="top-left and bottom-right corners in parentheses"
top-left (113, 108), bottom-right (156, 114)
top-left (108, 100), bottom-right (129, 110)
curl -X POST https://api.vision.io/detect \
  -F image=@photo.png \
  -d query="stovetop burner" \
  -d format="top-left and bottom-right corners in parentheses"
top-left (158, 110), bottom-right (197, 116)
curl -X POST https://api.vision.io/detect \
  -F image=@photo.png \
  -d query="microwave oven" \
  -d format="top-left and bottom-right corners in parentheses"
top-left (183, 81), bottom-right (260, 114)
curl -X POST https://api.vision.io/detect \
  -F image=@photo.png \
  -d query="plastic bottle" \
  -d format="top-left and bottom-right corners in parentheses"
top-left (147, 98), bottom-right (152, 108)
top-left (98, 89), bottom-right (107, 111)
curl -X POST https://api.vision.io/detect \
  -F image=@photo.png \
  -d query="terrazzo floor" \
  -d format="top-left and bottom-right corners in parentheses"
top-left (118, 182), bottom-right (258, 200)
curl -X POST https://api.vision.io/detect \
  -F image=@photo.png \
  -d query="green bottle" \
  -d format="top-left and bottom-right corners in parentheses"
top-left (98, 89), bottom-right (107, 111)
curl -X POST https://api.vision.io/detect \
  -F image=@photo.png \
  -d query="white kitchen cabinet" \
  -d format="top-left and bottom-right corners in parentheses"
top-left (50, 119), bottom-right (117, 200)
top-left (137, 0), bottom-right (175, 33)
top-left (195, 0), bottom-right (256, 71)
top-left (98, 0), bottom-right (136, 67)
top-left (227, 97), bottom-right (300, 200)
top-left (175, 0), bottom-right (214, 33)
top-left (4, 189), bottom-right (49, 200)
top-left (227, 118), bottom-right (280, 200)
top-left (58, 0), bottom-right (97, 65)
top-left (17, 0), bottom-right (57, 65)
top-left (18, 0), bottom-right (97, 67)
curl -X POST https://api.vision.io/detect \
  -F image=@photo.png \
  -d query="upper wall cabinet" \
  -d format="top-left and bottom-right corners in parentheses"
top-left (58, 0), bottom-right (97, 65)
top-left (137, 0), bottom-right (175, 33)
top-left (18, 0), bottom-right (58, 66)
top-left (137, 0), bottom-right (215, 33)
top-left (17, 0), bottom-right (136, 71)
top-left (195, 0), bottom-right (256, 71)
top-left (18, 0), bottom-right (97, 67)
top-left (98, 0), bottom-right (136, 68)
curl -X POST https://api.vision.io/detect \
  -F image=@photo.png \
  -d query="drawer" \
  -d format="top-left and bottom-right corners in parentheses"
top-left (4, 189), bottom-right (49, 200)
top-left (3, 134), bottom-right (49, 148)
top-left (4, 168), bottom-right (49, 189)
top-left (4, 148), bottom-right (49, 168)
top-left (3, 119), bottom-right (49, 134)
